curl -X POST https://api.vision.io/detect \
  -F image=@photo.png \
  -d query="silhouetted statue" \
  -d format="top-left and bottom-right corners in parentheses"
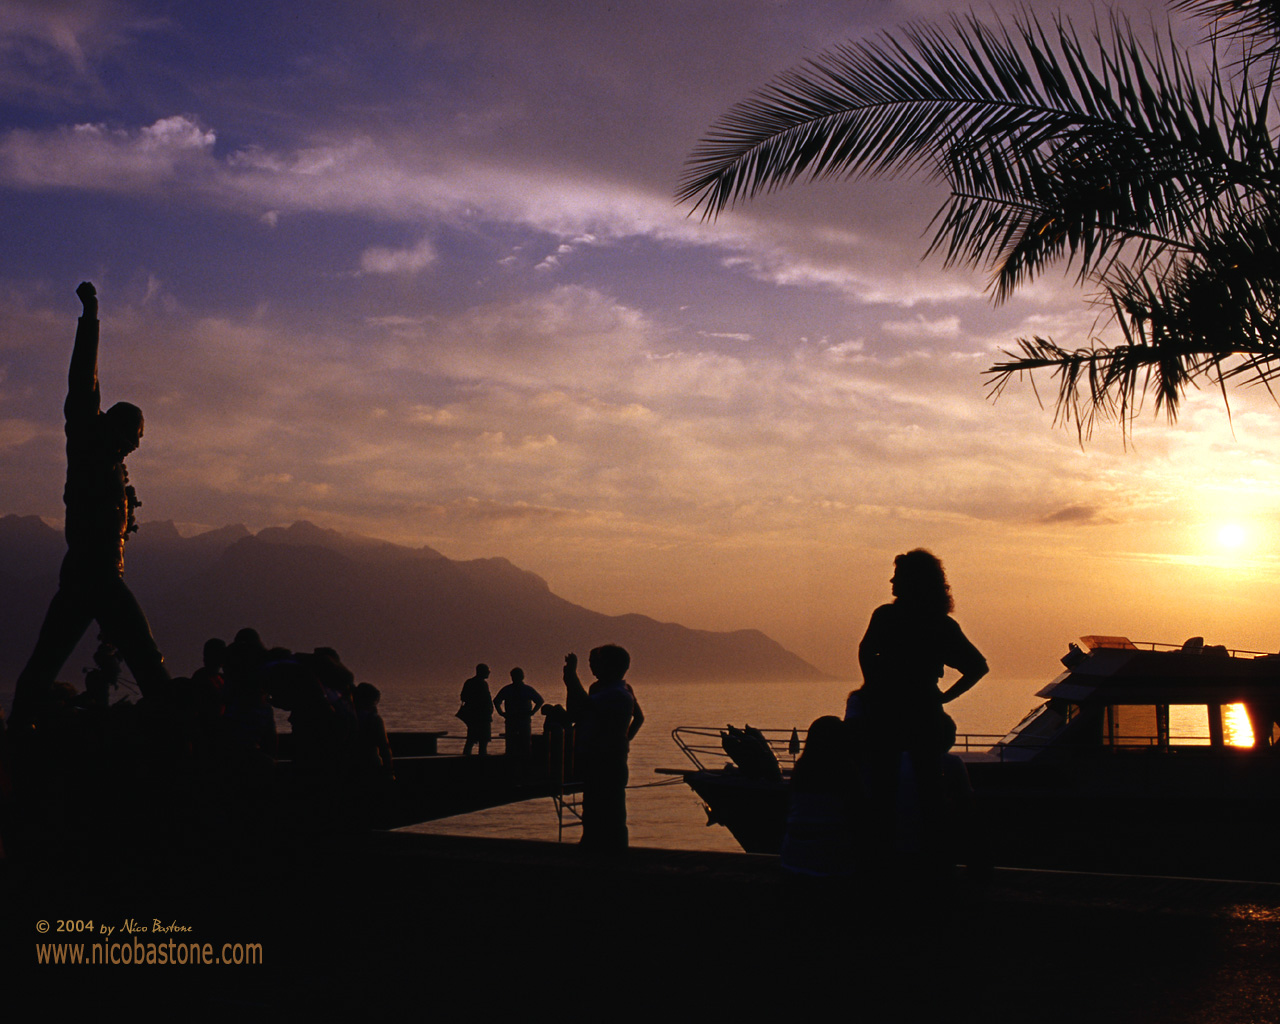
top-left (853, 549), bottom-right (987, 860)
top-left (563, 645), bottom-right (644, 852)
top-left (458, 663), bottom-right (494, 755)
top-left (10, 283), bottom-right (169, 727)
top-left (493, 666), bottom-right (544, 756)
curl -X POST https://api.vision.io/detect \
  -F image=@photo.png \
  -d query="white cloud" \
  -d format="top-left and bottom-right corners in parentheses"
top-left (138, 115), bottom-right (215, 151)
top-left (882, 314), bottom-right (962, 340)
top-left (0, 114), bottom-right (980, 308)
top-left (358, 237), bottom-right (437, 276)
top-left (0, 115), bottom-right (216, 190)
top-left (374, 284), bottom-right (650, 390)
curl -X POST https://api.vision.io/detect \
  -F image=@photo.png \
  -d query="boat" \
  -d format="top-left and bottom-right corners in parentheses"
top-left (667, 635), bottom-right (1280, 880)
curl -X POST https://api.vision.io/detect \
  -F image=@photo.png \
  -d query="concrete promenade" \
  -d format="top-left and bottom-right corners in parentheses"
top-left (7, 831), bottom-right (1280, 1020)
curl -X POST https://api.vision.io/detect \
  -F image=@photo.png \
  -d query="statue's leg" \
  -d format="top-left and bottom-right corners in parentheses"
top-left (94, 575), bottom-right (169, 700)
top-left (10, 582), bottom-right (93, 724)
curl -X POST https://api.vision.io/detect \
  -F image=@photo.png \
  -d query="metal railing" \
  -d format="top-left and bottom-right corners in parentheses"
top-left (673, 725), bottom-right (1029, 770)
top-left (671, 726), bottom-right (803, 773)
top-left (950, 733), bottom-right (1009, 754)
top-left (1090, 638), bottom-right (1277, 659)
top-left (672, 725), bottom-right (1227, 770)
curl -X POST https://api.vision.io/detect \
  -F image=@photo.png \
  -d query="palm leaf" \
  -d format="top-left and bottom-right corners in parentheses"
top-left (1175, 0), bottom-right (1280, 60)
top-left (683, 3), bottom-right (1280, 434)
top-left (986, 210), bottom-right (1280, 434)
top-left (680, 11), bottom-right (1276, 299)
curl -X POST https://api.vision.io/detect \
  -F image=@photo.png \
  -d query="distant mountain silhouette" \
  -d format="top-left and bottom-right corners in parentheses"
top-left (0, 515), bottom-right (829, 690)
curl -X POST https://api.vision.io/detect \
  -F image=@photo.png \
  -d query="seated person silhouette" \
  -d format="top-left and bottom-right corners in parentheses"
top-left (781, 715), bottom-right (858, 877)
top-left (9, 282), bottom-right (170, 727)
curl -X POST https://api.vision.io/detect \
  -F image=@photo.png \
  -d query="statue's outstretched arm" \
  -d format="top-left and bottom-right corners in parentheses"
top-left (66, 282), bottom-right (100, 419)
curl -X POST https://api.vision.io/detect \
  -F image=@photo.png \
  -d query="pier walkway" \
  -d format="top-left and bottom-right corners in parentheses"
top-left (8, 832), bottom-right (1279, 1020)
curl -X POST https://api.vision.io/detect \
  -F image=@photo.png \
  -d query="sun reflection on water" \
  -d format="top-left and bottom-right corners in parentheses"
top-left (1170, 703), bottom-right (1256, 747)
top-left (1223, 703), bottom-right (1255, 748)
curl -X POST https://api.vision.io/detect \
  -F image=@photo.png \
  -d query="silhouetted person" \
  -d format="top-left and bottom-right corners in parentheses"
top-left (781, 715), bottom-right (858, 877)
top-left (74, 666), bottom-right (113, 713)
top-left (540, 702), bottom-right (573, 779)
top-left (563, 645), bottom-right (644, 852)
top-left (459, 664), bottom-right (493, 755)
top-left (858, 549), bottom-right (987, 746)
top-left (10, 283), bottom-right (169, 727)
top-left (854, 549), bottom-right (986, 859)
top-left (188, 636), bottom-right (227, 763)
top-left (309, 646), bottom-right (359, 770)
top-left (223, 671), bottom-right (277, 784)
top-left (355, 682), bottom-right (394, 782)
top-left (191, 636), bottom-right (227, 694)
top-left (494, 667), bottom-right (544, 756)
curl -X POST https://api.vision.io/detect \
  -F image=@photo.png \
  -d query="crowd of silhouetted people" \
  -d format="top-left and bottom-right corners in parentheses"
top-left (0, 629), bottom-right (652, 866)
top-left (456, 648), bottom-right (644, 852)
top-left (457, 662), bottom-right (557, 757)
top-left (11, 628), bottom-right (393, 783)
top-left (0, 627), bottom-right (403, 865)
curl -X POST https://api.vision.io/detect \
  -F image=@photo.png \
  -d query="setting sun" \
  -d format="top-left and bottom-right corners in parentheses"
top-left (1217, 523), bottom-right (1247, 549)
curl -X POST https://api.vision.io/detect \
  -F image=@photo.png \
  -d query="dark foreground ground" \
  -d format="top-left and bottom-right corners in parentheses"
top-left (5, 831), bottom-right (1279, 1021)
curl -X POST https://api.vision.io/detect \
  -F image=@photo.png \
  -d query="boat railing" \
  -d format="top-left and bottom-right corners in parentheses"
top-left (952, 733), bottom-right (1009, 755)
top-left (674, 726), bottom-right (1223, 770)
top-left (1091, 638), bottom-right (1278, 659)
top-left (962, 732), bottom-right (1226, 761)
top-left (672, 726), bottom-right (1036, 768)
top-left (672, 726), bottom-right (803, 773)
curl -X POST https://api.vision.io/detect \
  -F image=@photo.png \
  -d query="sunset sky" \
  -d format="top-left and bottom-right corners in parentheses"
top-left (2, 0), bottom-right (1278, 691)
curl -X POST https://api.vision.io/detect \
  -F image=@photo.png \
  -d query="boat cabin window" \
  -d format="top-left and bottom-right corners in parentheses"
top-left (1104, 705), bottom-right (1166, 749)
top-left (999, 699), bottom-right (1081, 747)
top-left (1168, 705), bottom-right (1211, 747)
top-left (1225, 703), bottom-right (1258, 748)
top-left (1106, 703), bottom-right (1258, 749)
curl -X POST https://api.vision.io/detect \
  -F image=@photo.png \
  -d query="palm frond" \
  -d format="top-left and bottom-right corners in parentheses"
top-left (984, 332), bottom-right (1215, 439)
top-left (986, 209), bottom-right (1280, 436)
top-left (1175, 0), bottom-right (1280, 60)
top-left (941, 11), bottom-right (1279, 299)
top-left (685, 3), bottom-right (1280, 436)
top-left (679, 11), bottom-right (1276, 304)
top-left (678, 14), bottom-right (1089, 215)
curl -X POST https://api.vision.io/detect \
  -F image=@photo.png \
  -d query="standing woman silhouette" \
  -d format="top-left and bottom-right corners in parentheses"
top-left (853, 549), bottom-right (987, 859)
top-left (856, 549), bottom-right (987, 753)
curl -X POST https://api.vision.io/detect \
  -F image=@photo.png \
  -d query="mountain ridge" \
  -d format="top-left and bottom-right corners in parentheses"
top-left (0, 515), bottom-right (830, 689)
